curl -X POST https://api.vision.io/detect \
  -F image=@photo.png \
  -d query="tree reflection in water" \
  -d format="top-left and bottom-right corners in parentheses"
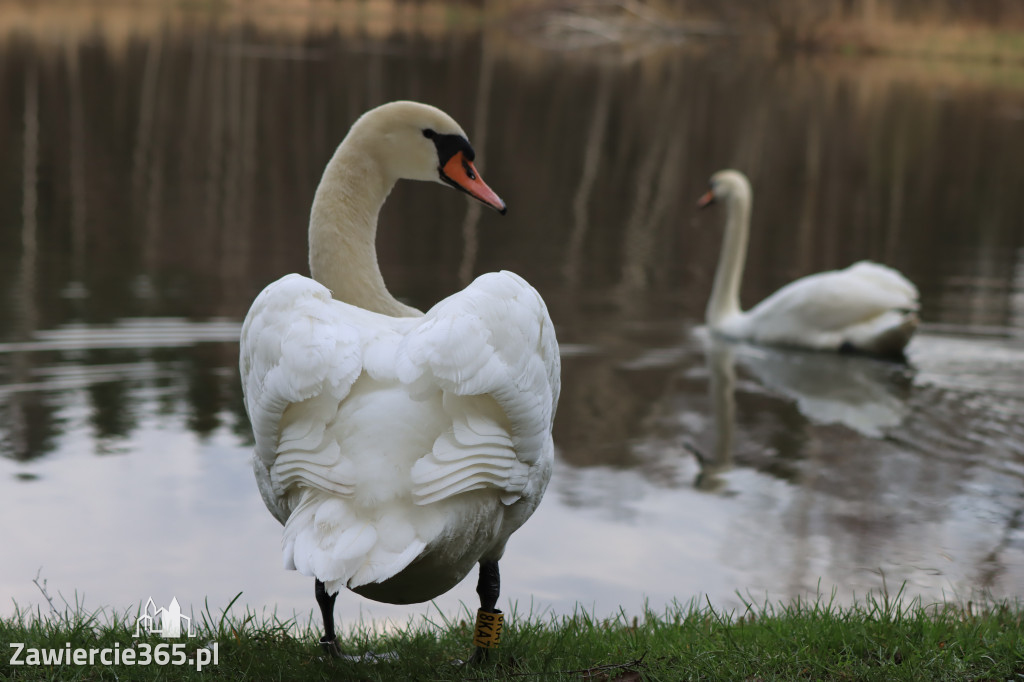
top-left (1, 9), bottom-right (1023, 623)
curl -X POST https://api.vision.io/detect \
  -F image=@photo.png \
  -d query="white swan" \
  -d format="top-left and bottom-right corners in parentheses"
top-left (239, 101), bottom-right (560, 658)
top-left (698, 169), bottom-right (919, 359)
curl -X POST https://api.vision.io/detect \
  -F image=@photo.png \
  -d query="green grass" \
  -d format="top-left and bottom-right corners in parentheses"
top-left (2, 590), bottom-right (1023, 681)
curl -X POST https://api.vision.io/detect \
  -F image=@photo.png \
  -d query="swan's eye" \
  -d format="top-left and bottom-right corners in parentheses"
top-left (422, 129), bottom-right (436, 139)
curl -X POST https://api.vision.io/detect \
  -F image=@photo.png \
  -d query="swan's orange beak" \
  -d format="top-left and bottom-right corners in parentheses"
top-left (697, 190), bottom-right (716, 209)
top-left (441, 151), bottom-right (507, 215)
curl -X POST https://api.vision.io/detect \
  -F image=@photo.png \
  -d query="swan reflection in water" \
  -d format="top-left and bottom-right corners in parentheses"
top-left (691, 329), bottom-right (915, 489)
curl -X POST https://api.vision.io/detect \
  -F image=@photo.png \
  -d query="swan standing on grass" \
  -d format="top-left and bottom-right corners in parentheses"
top-left (239, 101), bottom-right (560, 661)
top-left (697, 169), bottom-right (919, 359)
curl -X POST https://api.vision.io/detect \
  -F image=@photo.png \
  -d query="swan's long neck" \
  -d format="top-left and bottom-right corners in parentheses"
top-left (706, 190), bottom-right (751, 328)
top-left (308, 139), bottom-right (421, 317)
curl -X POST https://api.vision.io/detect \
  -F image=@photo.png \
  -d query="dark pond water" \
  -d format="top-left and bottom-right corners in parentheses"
top-left (2, 13), bottom-right (1024, 629)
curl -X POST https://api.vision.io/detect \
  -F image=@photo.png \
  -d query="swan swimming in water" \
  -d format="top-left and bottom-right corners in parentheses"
top-left (697, 169), bottom-right (919, 359)
top-left (239, 101), bottom-right (560, 659)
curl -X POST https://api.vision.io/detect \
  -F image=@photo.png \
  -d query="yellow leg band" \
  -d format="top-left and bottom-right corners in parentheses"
top-left (472, 609), bottom-right (504, 649)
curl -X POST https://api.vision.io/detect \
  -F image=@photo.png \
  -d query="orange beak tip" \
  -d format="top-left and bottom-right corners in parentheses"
top-left (443, 153), bottom-right (506, 214)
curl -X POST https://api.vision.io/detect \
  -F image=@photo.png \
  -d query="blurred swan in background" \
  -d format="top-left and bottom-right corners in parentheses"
top-left (697, 169), bottom-right (919, 359)
top-left (239, 101), bottom-right (560, 659)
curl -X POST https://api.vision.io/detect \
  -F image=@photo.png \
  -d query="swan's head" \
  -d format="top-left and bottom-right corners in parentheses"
top-left (697, 169), bottom-right (751, 209)
top-left (348, 100), bottom-right (506, 214)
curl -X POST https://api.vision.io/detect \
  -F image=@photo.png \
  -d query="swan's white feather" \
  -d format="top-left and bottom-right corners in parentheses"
top-left (240, 270), bottom-right (559, 596)
top-left (726, 260), bottom-right (919, 352)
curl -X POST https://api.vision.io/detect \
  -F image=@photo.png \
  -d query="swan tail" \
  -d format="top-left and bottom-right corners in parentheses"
top-left (282, 492), bottom-right (432, 593)
top-left (842, 309), bottom-right (919, 359)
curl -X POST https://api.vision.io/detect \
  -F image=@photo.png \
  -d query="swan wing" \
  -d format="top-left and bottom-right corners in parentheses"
top-left (843, 260), bottom-right (919, 304)
top-left (396, 271), bottom-right (560, 507)
top-left (240, 274), bottom-right (406, 523)
top-left (242, 274), bottom-right (437, 588)
top-left (744, 261), bottom-right (918, 343)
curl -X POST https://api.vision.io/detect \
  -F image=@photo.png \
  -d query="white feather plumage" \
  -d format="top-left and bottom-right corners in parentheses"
top-left (242, 269), bottom-right (559, 599)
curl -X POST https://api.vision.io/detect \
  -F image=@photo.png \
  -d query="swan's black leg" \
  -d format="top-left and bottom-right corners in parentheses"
top-left (315, 578), bottom-right (341, 657)
top-left (469, 560), bottom-right (502, 663)
top-left (477, 560), bottom-right (500, 612)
